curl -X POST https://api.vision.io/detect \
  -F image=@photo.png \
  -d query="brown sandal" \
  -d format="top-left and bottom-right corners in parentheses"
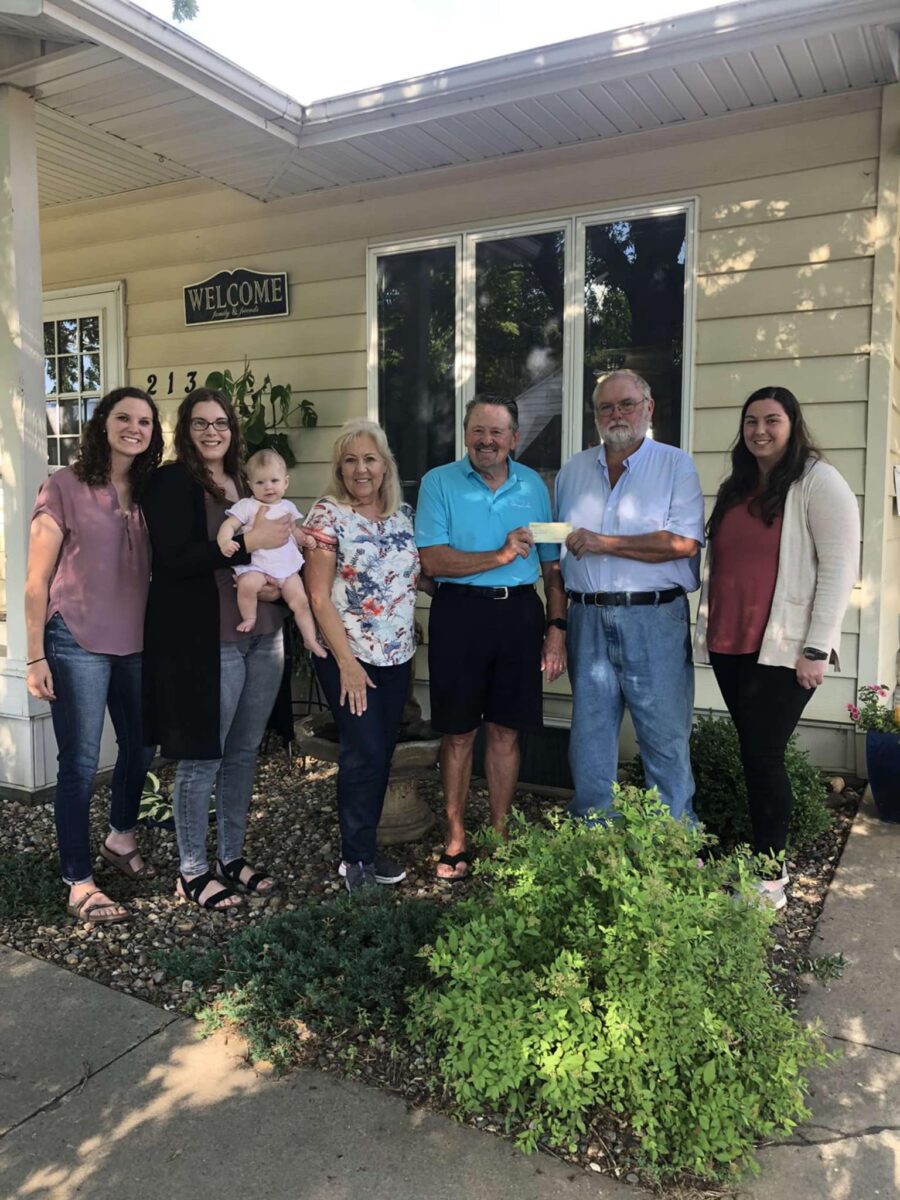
top-left (100, 842), bottom-right (158, 880)
top-left (67, 889), bottom-right (130, 925)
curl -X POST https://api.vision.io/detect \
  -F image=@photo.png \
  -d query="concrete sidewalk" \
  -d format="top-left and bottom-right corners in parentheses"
top-left (0, 796), bottom-right (896, 1200)
top-left (746, 791), bottom-right (900, 1198)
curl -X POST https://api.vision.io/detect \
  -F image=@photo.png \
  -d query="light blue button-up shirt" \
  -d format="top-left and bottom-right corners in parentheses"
top-left (554, 438), bottom-right (704, 594)
top-left (415, 455), bottom-right (557, 586)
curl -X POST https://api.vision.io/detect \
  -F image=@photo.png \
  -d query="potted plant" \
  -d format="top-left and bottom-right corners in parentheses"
top-left (205, 361), bottom-right (317, 465)
top-left (847, 684), bottom-right (900, 822)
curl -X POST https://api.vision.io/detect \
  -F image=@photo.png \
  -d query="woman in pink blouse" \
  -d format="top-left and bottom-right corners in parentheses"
top-left (25, 388), bottom-right (164, 924)
top-left (694, 387), bottom-right (859, 909)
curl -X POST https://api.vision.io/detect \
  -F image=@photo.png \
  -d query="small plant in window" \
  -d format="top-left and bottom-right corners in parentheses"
top-left (205, 361), bottom-right (316, 466)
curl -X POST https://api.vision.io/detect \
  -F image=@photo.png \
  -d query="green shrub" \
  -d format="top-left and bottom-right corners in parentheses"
top-left (168, 894), bottom-right (446, 1067)
top-left (0, 852), bottom-right (61, 920)
top-left (689, 715), bottom-right (831, 851)
top-left (408, 787), bottom-right (825, 1181)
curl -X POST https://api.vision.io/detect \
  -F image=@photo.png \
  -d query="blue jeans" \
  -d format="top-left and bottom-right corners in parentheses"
top-left (314, 652), bottom-right (411, 864)
top-left (566, 596), bottom-right (696, 822)
top-left (173, 631), bottom-right (284, 876)
top-left (44, 614), bottom-right (154, 884)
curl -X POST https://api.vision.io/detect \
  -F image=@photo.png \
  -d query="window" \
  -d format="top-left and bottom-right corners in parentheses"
top-left (369, 204), bottom-right (692, 492)
top-left (43, 284), bottom-right (125, 468)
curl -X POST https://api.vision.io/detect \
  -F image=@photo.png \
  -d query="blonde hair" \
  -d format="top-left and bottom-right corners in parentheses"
top-left (326, 419), bottom-right (401, 517)
top-left (245, 448), bottom-right (288, 476)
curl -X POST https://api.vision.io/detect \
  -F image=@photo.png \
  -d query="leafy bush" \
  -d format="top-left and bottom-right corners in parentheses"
top-left (408, 787), bottom-right (825, 1181)
top-left (167, 894), bottom-right (445, 1067)
top-left (0, 852), bottom-right (61, 920)
top-left (689, 715), bottom-right (831, 851)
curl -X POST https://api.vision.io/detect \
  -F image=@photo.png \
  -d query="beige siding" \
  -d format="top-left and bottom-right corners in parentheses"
top-left (38, 87), bottom-right (891, 741)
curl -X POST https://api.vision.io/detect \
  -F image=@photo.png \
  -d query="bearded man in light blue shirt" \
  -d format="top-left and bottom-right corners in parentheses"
top-left (555, 370), bottom-right (704, 821)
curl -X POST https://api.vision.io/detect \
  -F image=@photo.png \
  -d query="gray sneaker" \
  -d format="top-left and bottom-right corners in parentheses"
top-left (343, 861), bottom-right (377, 895)
top-left (339, 853), bottom-right (406, 885)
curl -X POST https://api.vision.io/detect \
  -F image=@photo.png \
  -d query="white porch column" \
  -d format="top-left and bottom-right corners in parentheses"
top-left (0, 85), bottom-right (51, 794)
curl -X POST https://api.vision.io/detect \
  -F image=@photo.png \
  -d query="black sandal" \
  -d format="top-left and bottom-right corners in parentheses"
top-left (216, 856), bottom-right (274, 894)
top-left (177, 870), bottom-right (242, 910)
top-left (436, 850), bottom-right (472, 882)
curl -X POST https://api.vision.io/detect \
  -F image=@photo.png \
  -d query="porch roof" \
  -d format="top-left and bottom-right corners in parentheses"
top-left (1, 0), bottom-right (898, 207)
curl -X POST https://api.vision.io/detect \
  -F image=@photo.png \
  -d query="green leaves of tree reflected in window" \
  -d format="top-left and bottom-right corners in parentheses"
top-left (475, 232), bottom-right (564, 489)
top-left (583, 213), bottom-right (686, 448)
top-left (377, 247), bottom-right (456, 507)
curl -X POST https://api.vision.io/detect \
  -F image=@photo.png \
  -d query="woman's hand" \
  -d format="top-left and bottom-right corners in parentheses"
top-left (795, 655), bottom-right (827, 690)
top-left (26, 659), bottom-right (55, 701)
top-left (245, 505), bottom-right (292, 552)
top-left (339, 658), bottom-right (376, 715)
top-left (258, 575), bottom-right (282, 602)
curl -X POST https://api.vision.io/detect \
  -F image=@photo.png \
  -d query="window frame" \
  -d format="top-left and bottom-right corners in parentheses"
top-left (42, 282), bottom-right (126, 469)
top-left (366, 198), bottom-right (697, 464)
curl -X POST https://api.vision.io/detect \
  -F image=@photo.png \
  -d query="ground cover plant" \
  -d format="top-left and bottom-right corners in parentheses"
top-left (166, 893), bottom-right (446, 1067)
top-left (407, 787), bottom-right (827, 1182)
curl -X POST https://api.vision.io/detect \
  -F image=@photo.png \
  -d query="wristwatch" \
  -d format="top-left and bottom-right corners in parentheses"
top-left (546, 618), bottom-right (568, 632)
top-left (802, 646), bottom-right (829, 661)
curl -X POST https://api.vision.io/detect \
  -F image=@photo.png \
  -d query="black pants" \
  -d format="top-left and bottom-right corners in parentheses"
top-left (314, 652), bottom-right (411, 863)
top-left (709, 652), bottom-right (814, 859)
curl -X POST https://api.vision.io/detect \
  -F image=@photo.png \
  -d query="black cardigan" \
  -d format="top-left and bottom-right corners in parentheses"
top-left (142, 461), bottom-right (253, 760)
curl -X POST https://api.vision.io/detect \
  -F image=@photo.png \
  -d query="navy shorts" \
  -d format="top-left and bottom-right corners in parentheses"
top-left (427, 583), bottom-right (545, 734)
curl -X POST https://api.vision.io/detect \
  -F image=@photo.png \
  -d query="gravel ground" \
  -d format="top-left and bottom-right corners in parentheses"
top-left (0, 751), bottom-right (859, 1196)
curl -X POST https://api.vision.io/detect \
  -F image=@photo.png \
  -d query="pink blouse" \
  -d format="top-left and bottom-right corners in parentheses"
top-left (707, 501), bottom-right (783, 656)
top-left (33, 468), bottom-right (151, 655)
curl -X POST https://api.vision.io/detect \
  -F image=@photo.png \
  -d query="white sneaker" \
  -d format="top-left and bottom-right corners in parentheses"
top-left (755, 878), bottom-right (787, 911)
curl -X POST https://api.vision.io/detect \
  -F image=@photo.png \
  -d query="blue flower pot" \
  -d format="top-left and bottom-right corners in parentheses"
top-left (865, 731), bottom-right (900, 823)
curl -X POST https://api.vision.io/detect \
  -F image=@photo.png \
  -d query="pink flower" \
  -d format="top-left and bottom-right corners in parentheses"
top-left (847, 704), bottom-right (860, 722)
top-left (877, 685), bottom-right (891, 698)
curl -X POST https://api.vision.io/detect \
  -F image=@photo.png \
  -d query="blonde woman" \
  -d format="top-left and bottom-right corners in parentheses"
top-left (304, 420), bottom-right (421, 894)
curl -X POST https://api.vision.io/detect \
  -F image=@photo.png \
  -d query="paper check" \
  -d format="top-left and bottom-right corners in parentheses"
top-left (529, 521), bottom-right (572, 544)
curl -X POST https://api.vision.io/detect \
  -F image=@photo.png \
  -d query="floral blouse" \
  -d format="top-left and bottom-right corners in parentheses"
top-left (305, 499), bottom-right (419, 666)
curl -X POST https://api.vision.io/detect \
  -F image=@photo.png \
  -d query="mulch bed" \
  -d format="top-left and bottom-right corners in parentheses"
top-left (0, 749), bottom-right (860, 1196)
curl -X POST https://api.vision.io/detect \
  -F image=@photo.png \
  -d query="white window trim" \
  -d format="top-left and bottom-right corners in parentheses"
top-left (42, 280), bottom-right (126, 390)
top-left (366, 198), bottom-right (697, 460)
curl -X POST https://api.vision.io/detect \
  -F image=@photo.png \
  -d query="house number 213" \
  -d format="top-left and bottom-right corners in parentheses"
top-left (145, 370), bottom-right (199, 396)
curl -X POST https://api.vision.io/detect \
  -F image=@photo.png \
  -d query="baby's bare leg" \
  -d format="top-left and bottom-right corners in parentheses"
top-left (235, 571), bottom-right (267, 633)
top-left (281, 574), bottom-right (326, 657)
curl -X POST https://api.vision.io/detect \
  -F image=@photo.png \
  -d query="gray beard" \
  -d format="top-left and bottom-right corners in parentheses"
top-left (599, 419), bottom-right (650, 450)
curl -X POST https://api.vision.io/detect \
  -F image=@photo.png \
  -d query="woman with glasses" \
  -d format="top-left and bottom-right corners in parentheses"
top-left (25, 387), bottom-right (163, 924)
top-left (142, 389), bottom-right (293, 910)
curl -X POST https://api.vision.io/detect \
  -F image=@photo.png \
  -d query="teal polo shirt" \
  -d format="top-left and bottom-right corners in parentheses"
top-left (415, 455), bottom-right (558, 586)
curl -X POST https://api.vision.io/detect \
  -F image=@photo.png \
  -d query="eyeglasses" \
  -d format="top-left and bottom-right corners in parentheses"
top-left (596, 398), bottom-right (645, 418)
top-left (190, 417), bottom-right (230, 432)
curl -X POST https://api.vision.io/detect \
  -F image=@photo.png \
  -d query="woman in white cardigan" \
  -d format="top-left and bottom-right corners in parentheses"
top-left (693, 387), bottom-right (859, 909)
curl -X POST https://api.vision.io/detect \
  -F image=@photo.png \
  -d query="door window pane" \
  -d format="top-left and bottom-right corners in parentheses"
top-left (475, 232), bottom-right (564, 490)
top-left (583, 213), bottom-right (686, 448)
top-left (377, 247), bottom-right (456, 507)
top-left (43, 310), bottom-right (103, 469)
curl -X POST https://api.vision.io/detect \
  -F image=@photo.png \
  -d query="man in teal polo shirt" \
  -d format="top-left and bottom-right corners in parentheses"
top-left (416, 396), bottom-right (568, 881)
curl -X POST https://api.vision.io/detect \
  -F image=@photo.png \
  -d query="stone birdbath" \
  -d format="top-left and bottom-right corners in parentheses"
top-left (294, 686), bottom-right (439, 846)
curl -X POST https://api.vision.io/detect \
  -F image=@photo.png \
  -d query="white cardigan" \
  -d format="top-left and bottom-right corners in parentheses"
top-left (693, 459), bottom-right (860, 670)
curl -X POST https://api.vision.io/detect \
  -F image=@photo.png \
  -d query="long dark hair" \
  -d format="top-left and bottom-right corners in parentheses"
top-left (707, 386), bottom-right (820, 539)
top-left (173, 388), bottom-right (244, 502)
top-left (71, 387), bottom-right (163, 497)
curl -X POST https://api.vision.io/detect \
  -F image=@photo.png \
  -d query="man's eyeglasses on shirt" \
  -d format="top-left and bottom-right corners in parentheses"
top-left (190, 417), bottom-right (231, 432)
top-left (596, 398), bottom-right (645, 418)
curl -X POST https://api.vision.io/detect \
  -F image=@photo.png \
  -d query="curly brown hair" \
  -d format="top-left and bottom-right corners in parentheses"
top-left (172, 388), bottom-right (245, 502)
top-left (70, 387), bottom-right (163, 497)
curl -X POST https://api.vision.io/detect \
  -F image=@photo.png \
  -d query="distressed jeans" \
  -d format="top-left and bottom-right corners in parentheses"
top-left (173, 630), bottom-right (284, 876)
top-left (566, 595), bottom-right (696, 822)
top-left (44, 613), bottom-right (154, 884)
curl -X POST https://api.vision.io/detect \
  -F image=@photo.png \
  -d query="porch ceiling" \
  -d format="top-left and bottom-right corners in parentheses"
top-left (0, 0), bottom-right (898, 208)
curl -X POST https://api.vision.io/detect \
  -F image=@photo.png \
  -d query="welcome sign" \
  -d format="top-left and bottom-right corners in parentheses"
top-left (183, 268), bottom-right (290, 325)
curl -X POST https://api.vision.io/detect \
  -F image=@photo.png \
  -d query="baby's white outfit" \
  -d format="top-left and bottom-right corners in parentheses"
top-left (225, 497), bottom-right (304, 582)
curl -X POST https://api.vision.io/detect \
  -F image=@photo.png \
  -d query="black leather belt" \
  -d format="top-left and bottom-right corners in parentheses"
top-left (439, 582), bottom-right (535, 601)
top-left (566, 586), bottom-right (685, 607)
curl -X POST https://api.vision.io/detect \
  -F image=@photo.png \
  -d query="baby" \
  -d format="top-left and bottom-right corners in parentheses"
top-left (217, 449), bottom-right (325, 654)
